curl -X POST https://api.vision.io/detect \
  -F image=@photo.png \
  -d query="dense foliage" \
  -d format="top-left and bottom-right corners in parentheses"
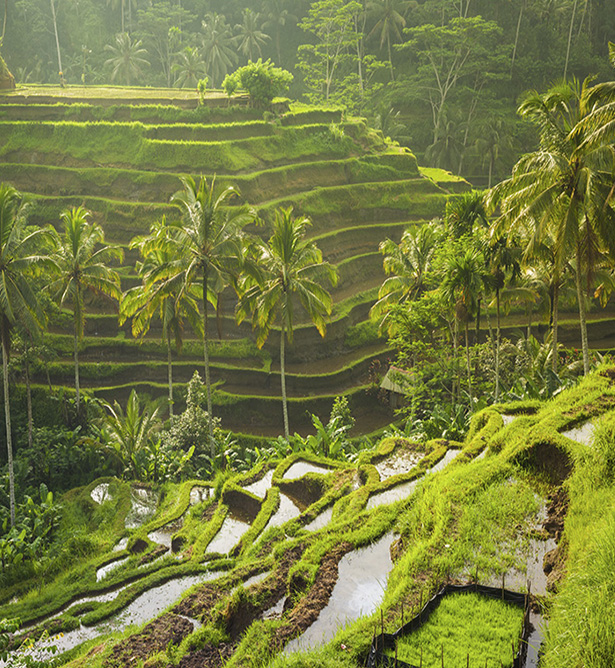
top-left (3, 0), bottom-right (615, 183)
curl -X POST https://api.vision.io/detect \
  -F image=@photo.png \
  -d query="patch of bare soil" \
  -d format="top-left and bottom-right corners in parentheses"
top-left (278, 477), bottom-right (326, 511)
top-left (140, 544), bottom-right (168, 565)
top-left (543, 487), bottom-right (569, 592)
top-left (273, 541), bottom-right (353, 649)
top-left (103, 613), bottom-right (193, 668)
top-left (169, 643), bottom-right (234, 668)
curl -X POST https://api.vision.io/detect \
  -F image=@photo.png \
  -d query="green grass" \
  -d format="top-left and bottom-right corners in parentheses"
top-left (388, 592), bottom-right (524, 668)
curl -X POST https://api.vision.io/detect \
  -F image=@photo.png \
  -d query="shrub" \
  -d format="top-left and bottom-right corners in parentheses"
top-left (230, 59), bottom-right (293, 108)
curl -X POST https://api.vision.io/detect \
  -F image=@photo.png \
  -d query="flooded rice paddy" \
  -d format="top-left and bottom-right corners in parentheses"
top-left (283, 461), bottom-right (332, 479)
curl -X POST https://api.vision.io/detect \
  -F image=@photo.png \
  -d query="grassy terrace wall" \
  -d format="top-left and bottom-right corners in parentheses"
top-left (0, 88), bottom-right (453, 435)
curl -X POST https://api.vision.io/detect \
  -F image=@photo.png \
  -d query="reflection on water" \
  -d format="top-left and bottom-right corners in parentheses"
top-left (283, 462), bottom-right (331, 479)
top-left (304, 507), bottom-right (334, 532)
top-left (90, 483), bottom-right (111, 505)
top-left (561, 421), bottom-right (595, 446)
top-left (207, 516), bottom-right (250, 554)
top-left (375, 451), bottom-right (423, 481)
top-left (96, 557), bottom-right (129, 582)
top-left (265, 493), bottom-right (301, 530)
top-left (242, 470), bottom-right (274, 498)
top-left (285, 533), bottom-right (395, 654)
top-left (125, 488), bottom-right (158, 530)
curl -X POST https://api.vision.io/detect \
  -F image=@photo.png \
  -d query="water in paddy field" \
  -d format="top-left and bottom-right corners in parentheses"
top-left (265, 493), bottom-right (302, 530)
top-left (284, 532), bottom-right (395, 654)
top-left (242, 470), bottom-right (274, 498)
top-left (90, 483), bottom-right (111, 505)
top-left (206, 515), bottom-right (251, 554)
top-left (523, 611), bottom-right (545, 668)
top-left (501, 414), bottom-right (518, 426)
top-left (125, 487), bottom-right (158, 529)
top-left (560, 421), bottom-right (595, 446)
top-left (190, 486), bottom-right (211, 505)
top-left (22, 572), bottom-right (223, 661)
top-left (96, 557), bottom-right (129, 582)
top-left (113, 537), bottom-right (129, 552)
top-left (375, 450), bottom-right (424, 481)
top-left (283, 461), bottom-right (332, 479)
top-left (304, 506), bottom-right (334, 532)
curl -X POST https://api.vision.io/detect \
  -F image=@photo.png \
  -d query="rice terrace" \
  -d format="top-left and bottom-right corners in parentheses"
top-left (1, 3), bottom-right (615, 667)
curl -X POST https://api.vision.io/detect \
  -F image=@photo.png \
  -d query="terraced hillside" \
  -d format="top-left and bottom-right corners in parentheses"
top-left (4, 364), bottom-right (615, 667)
top-left (0, 87), bottom-right (463, 436)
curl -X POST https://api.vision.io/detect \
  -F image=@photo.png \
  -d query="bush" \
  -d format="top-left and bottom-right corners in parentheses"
top-left (229, 59), bottom-right (293, 108)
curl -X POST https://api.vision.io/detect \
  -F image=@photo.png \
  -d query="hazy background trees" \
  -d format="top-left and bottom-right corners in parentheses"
top-left (3, 0), bottom-right (615, 185)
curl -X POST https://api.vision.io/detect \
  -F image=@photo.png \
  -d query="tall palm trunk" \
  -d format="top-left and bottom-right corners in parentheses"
top-left (575, 244), bottom-right (590, 375)
top-left (495, 287), bottom-right (501, 401)
top-left (464, 321), bottom-right (472, 400)
top-left (387, 35), bottom-right (395, 81)
top-left (50, 0), bottom-right (62, 74)
top-left (202, 271), bottom-right (214, 451)
top-left (510, 0), bottom-right (525, 76)
top-left (167, 334), bottom-right (173, 418)
top-left (2, 0), bottom-right (7, 42)
top-left (2, 335), bottom-right (15, 527)
top-left (564, 0), bottom-right (578, 79)
top-left (280, 321), bottom-right (289, 440)
top-left (25, 350), bottom-right (33, 449)
top-left (552, 278), bottom-right (560, 373)
top-left (73, 307), bottom-right (80, 413)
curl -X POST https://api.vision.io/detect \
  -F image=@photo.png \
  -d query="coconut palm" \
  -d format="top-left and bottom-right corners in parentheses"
top-left (262, 0), bottom-right (297, 67)
top-left (122, 218), bottom-right (202, 418)
top-left (370, 224), bottom-right (442, 335)
top-left (367, 0), bottom-right (412, 80)
top-left (104, 32), bottom-right (149, 86)
top-left (489, 77), bottom-right (615, 375)
top-left (173, 46), bottom-right (206, 88)
top-left (48, 206), bottom-right (122, 413)
top-left (237, 207), bottom-right (337, 439)
top-left (165, 177), bottom-right (256, 447)
top-left (0, 183), bottom-right (50, 527)
top-left (234, 9), bottom-right (270, 63)
top-left (201, 13), bottom-right (237, 87)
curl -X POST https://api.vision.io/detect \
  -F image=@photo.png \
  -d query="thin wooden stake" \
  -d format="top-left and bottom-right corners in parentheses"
top-left (467, 652), bottom-right (470, 668)
top-left (401, 600), bottom-right (404, 628)
top-left (441, 644), bottom-right (444, 668)
top-left (395, 640), bottom-right (398, 668)
top-left (420, 591), bottom-right (423, 623)
top-left (502, 573), bottom-right (505, 600)
top-left (512, 640), bottom-right (515, 663)
top-left (420, 646), bottom-right (423, 668)
top-left (381, 609), bottom-right (384, 640)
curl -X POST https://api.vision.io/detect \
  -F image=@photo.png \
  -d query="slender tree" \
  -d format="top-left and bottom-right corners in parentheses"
top-left (105, 32), bottom-right (149, 86)
top-left (201, 13), bottom-right (237, 87)
top-left (0, 183), bottom-right (50, 527)
top-left (48, 206), bottom-right (122, 413)
top-left (237, 207), bottom-right (337, 439)
top-left (366, 0), bottom-right (410, 81)
top-left (165, 177), bottom-right (255, 448)
top-left (234, 9), bottom-right (270, 63)
top-left (122, 219), bottom-right (202, 418)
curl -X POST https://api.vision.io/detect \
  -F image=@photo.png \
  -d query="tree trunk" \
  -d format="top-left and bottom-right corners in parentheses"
top-left (510, 0), bottom-right (525, 76)
top-left (50, 0), bottom-right (63, 75)
top-left (465, 321), bottom-right (472, 400)
top-left (552, 277), bottom-right (559, 373)
top-left (2, 336), bottom-right (15, 527)
top-left (167, 335), bottom-right (173, 418)
top-left (474, 297), bottom-right (481, 373)
top-left (202, 271), bottom-right (214, 451)
top-left (2, 0), bottom-right (8, 42)
top-left (564, 0), bottom-right (578, 79)
top-left (74, 317), bottom-right (80, 413)
top-left (495, 287), bottom-right (501, 401)
top-left (280, 321), bottom-right (289, 440)
top-left (452, 317), bottom-right (459, 405)
top-left (387, 35), bottom-right (395, 81)
top-left (575, 244), bottom-right (590, 375)
top-left (25, 351), bottom-right (33, 449)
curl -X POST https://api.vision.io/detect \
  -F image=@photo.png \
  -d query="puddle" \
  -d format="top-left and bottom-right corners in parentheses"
top-left (148, 517), bottom-right (183, 549)
top-left (190, 486), bottom-right (211, 505)
top-left (113, 538), bottom-right (129, 552)
top-left (284, 532), bottom-right (395, 654)
top-left (265, 493), bottom-right (302, 530)
top-left (207, 515), bottom-right (250, 554)
top-left (263, 595), bottom-right (286, 619)
top-left (96, 558), bottom-right (128, 582)
top-left (242, 470), bottom-right (274, 498)
top-left (283, 462), bottom-right (332, 480)
top-left (523, 611), bottom-right (545, 668)
top-left (366, 450), bottom-right (460, 511)
top-left (91, 483), bottom-right (111, 505)
top-left (374, 451), bottom-right (423, 481)
top-left (502, 414), bottom-right (517, 426)
top-left (125, 488), bottom-right (158, 530)
top-left (31, 571), bottom-right (222, 659)
top-left (561, 421), bottom-right (595, 446)
top-left (304, 507), bottom-right (334, 532)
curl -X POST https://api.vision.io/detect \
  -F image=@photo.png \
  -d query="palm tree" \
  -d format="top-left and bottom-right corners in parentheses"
top-left (0, 183), bottom-right (50, 527)
top-left (234, 9), bottom-right (270, 63)
top-left (48, 206), bottom-right (122, 414)
top-left (165, 177), bottom-right (256, 447)
top-left (173, 46), bottom-right (206, 88)
top-left (104, 32), bottom-right (149, 86)
top-left (201, 13), bottom-right (237, 88)
top-left (237, 207), bottom-right (337, 439)
top-left (122, 218), bottom-right (201, 418)
top-left (440, 245), bottom-right (484, 402)
top-left (366, 0), bottom-right (412, 81)
top-left (489, 77), bottom-right (615, 375)
top-left (370, 224), bottom-right (442, 335)
top-left (262, 0), bottom-right (297, 67)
